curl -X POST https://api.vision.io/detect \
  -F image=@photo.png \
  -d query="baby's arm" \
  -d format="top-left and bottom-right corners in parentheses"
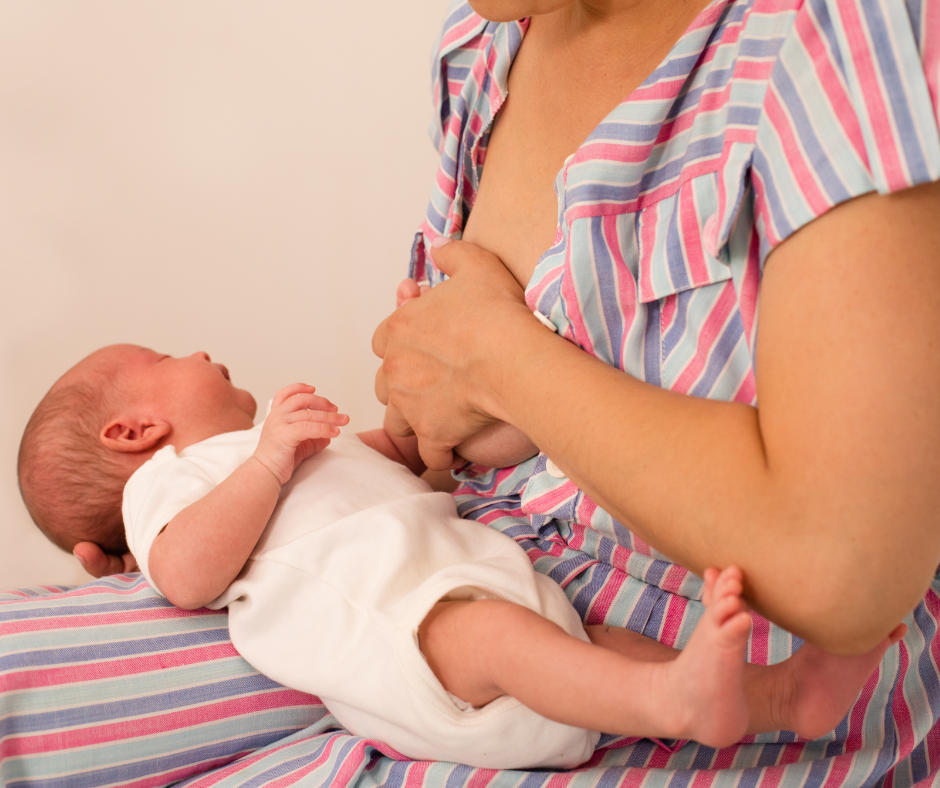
top-left (356, 426), bottom-right (425, 475)
top-left (149, 384), bottom-right (348, 610)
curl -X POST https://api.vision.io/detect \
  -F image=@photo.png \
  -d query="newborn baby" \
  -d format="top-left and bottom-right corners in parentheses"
top-left (17, 345), bottom-right (905, 768)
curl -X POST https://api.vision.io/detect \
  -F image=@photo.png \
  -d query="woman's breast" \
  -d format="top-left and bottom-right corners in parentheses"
top-left (459, 74), bottom-right (579, 289)
top-left (460, 155), bottom-right (560, 290)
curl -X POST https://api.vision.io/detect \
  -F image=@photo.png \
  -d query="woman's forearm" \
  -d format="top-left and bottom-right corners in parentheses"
top-left (483, 318), bottom-right (923, 654)
top-left (473, 186), bottom-right (940, 655)
top-left (377, 185), bottom-right (940, 652)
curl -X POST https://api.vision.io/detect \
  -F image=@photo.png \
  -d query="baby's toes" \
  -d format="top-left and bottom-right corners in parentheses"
top-left (710, 592), bottom-right (747, 627)
top-left (702, 568), bottom-right (720, 606)
top-left (714, 567), bottom-right (744, 600)
top-left (722, 610), bottom-right (752, 643)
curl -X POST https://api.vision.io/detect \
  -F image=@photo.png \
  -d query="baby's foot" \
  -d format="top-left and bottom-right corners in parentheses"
top-left (770, 623), bottom-right (906, 740)
top-left (660, 567), bottom-right (751, 748)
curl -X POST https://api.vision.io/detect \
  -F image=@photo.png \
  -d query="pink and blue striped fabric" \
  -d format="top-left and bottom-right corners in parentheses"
top-left (411, 0), bottom-right (940, 785)
top-left (2, 0), bottom-right (939, 785)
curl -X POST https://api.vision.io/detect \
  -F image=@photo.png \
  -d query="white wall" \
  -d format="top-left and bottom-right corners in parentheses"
top-left (0, 1), bottom-right (445, 588)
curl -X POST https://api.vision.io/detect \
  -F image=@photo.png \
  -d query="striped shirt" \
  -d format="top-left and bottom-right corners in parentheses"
top-left (1, 0), bottom-right (938, 785)
top-left (411, 0), bottom-right (940, 784)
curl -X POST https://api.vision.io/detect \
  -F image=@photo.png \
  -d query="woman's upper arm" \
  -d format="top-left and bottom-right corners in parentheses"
top-left (752, 179), bottom-right (940, 647)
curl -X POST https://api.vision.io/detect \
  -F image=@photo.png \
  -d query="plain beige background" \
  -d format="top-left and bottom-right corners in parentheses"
top-left (0, 2), bottom-right (445, 588)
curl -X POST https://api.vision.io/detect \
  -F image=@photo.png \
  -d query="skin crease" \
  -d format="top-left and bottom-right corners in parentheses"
top-left (373, 0), bottom-right (940, 654)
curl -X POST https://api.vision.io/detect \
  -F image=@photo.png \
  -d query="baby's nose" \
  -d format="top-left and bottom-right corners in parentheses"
top-left (192, 351), bottom-right (211, 362)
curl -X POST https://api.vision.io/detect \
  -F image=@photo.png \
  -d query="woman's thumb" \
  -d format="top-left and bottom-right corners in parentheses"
top-left (428, 236), bottom-right (457, 276)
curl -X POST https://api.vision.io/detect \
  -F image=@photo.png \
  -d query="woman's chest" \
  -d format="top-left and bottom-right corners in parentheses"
top-left (419, 6), bottom-right (765, 401)
top-left (460, 15), bottom-right (700, 289)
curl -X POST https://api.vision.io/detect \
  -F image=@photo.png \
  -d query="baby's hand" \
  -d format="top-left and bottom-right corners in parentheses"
top-left (253, 384), bottom-right (349, 485)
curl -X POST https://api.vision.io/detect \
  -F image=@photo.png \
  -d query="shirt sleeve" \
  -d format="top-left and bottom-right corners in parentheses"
top-left (750, 0), bottom-right (940, 262)
top-left (123, 447), bottom-right (219, 596)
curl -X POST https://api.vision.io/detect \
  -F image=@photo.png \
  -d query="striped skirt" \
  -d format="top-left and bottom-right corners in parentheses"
top-left (2, 570), bottom-right (938, 786)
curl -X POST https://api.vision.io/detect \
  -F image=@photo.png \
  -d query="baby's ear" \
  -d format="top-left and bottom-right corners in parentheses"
top-left (100, 417), bottom-right (170, 454)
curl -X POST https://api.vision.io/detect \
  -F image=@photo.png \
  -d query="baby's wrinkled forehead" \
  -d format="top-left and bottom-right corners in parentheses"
top-left (58, 344), bottom-right (145, 385)
top-left (49, 345), bottom-right (148, 413)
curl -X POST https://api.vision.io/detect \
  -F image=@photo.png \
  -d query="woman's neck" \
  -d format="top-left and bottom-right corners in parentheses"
top-left (538, 0), bottom-right (714, 67)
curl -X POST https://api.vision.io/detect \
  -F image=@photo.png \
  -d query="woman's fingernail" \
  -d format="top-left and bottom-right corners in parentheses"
top-left (430, 236), bottom-right (452, 249)
top-left (74, 552), bottom-right (87, 567)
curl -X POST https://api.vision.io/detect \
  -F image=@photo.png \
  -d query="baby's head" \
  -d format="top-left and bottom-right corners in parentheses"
top-left (18, 344), bottom-right (257, 555)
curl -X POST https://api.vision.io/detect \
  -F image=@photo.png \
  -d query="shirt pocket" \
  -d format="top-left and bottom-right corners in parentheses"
top-left (634, 174), bottom-right (751, 398)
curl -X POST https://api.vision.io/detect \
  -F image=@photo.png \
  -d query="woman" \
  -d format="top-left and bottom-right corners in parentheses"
top-left (3, 0), bottom-right (939, 785)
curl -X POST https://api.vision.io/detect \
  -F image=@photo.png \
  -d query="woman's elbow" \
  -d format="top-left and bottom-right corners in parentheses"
top-left (760, 533), bottom-right (934, 655)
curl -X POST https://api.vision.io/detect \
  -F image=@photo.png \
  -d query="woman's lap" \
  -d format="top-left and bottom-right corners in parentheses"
top-left (0, 576), bottom-right (325, 787)
top-left (3, 570), bottom-right (939, 787)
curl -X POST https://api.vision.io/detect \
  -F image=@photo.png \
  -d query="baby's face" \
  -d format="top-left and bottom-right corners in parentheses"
top-left (73, 344), bottom-right (257, 448)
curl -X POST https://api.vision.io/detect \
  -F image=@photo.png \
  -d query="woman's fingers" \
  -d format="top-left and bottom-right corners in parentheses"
top-left (383, 403), bottom-right (414, 438)
top-left (427, 236), bottom-right (456, 274)
top-left (374, 366), bottom-right (389, 406)
top-left (417, 440), bottom-right (458, 472)
top-left (427, 238), bottom-right (517, 286)
top-left (122, 552), bottom-right (140, 573)
top-left (372, 315), bottom-right (390, 360)
top-left (371, 239), bottom-right (528, 468)
top-left (73, 542), bottom-right (137, 578)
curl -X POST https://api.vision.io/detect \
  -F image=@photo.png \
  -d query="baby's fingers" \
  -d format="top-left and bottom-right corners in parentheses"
top-left (286, 407), bottom-right (349, 428)
top-left (294, 437), bottom-right (333, 466)
top-left (272, 383), bottom-right (317, 409)
top-left (396, 278), bottom-right (421, 307)
top-left (282, 390), bottom-right (342, 415)
top-left (701, 567), bottom-right (719, 606)
top-left (285, 419), bottom-right (344, 449)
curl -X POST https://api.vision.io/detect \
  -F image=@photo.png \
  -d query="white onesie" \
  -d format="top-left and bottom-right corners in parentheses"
top-left (123, 423), bottom-right (601, 769)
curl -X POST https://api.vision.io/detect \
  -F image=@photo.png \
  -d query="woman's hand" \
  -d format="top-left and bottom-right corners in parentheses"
top-left (379, 184), bottom-right (940, 655)
top-left (391, 269), bottom-right (541, 469)
top-left (73, 542), bottom-right (139, 578)
top-left (373, 239), bottom-right (542, 470)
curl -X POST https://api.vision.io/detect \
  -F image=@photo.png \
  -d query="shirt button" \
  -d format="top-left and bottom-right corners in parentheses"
top-left (533, 310), bottom-right (558, 333)
top-left (545, 458), bottom-right (566, 478)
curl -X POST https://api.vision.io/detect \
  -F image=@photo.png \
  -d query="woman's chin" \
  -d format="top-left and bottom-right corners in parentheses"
top-left (468, 0), bottom-right (572, 22)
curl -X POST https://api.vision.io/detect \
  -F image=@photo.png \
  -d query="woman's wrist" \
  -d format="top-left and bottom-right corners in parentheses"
top-left (472, 303), bottom-right (561, 426)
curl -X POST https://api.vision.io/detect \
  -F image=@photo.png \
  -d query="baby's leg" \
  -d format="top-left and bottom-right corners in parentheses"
top-left (560, 568), bottom-right (905, 741)
top-left (741, 623), bottom-right (905, 738)
top-left (418, 567), bottom-right (752, 747)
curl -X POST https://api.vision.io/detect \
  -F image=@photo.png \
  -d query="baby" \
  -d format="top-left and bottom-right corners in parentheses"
top-left (18, 345), bottom-right (905, 769)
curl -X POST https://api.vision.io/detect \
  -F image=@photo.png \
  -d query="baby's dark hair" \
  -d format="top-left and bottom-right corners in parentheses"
top-left (18, 371), bottom-right (130, 555)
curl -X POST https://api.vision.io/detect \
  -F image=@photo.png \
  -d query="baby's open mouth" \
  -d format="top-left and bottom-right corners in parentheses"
top-left (219, 365), bottom-right (231, 381)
